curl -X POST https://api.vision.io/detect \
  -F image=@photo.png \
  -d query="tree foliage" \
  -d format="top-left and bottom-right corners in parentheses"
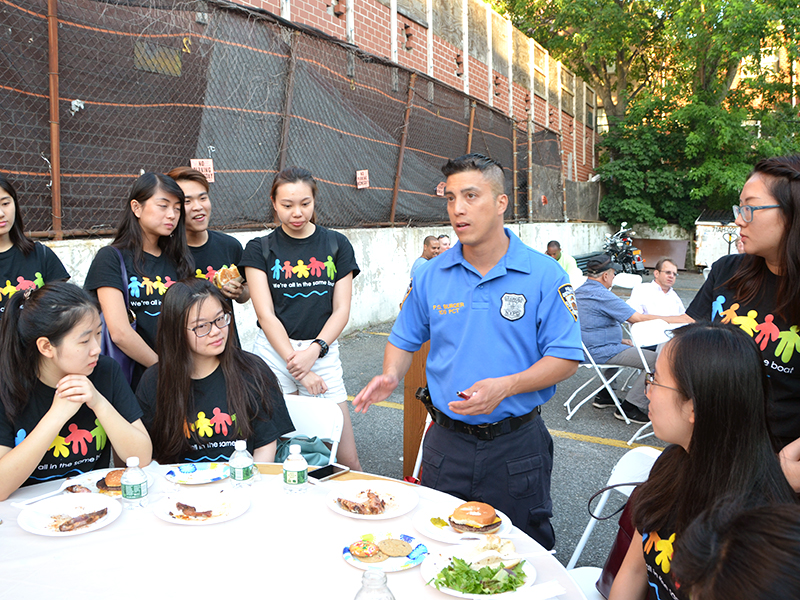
top-left (493, 0), bottom-right (800, 227)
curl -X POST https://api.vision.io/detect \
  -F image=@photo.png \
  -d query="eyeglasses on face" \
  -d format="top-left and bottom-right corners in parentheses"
top-left (188, 313), bottom-right (231, 337)
top-left (732, 204), bottom-right (781, 223)
top-left (644, 372), bottom-right (681, 394)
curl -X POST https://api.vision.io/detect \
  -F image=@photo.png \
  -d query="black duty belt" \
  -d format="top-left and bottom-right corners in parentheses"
top-left (415, 387), bottom-right (540, 441)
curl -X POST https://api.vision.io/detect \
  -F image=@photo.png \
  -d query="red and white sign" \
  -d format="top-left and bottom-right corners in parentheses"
top-left (356, 169), bottom-right (370, 189)
top-left (190, 159), bottom-right (215, 183)
top-left (435, 181), bottom-right (446, 196)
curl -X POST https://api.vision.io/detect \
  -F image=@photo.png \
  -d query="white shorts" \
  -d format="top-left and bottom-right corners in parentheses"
top-left (252, 329), bottom-right (347, 403)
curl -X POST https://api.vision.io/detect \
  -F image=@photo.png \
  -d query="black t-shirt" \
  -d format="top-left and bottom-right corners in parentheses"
top-left (135, 356), bottom-right (294, 462)
top-left (687, 254), bottom-right (800, 443)
top-left (239, 226), bottom-right (360, 339)
top-left (0, 242), bottom-right (70, 316)
top-left (189, 230), bottom-right (244, 284)
top-left (190, 230), bottom-right (244, 346)
top-left (84, 246), bottom-right (180, 376)
top-left (0, 356), bottom-right (143, 486)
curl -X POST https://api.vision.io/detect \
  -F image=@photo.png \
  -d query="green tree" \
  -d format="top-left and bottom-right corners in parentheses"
top-left (494, 0), bottom-right (800, 227)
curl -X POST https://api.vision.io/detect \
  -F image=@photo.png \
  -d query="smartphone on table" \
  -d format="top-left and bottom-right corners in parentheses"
top-left (308, 463), bottom-right (350, 483)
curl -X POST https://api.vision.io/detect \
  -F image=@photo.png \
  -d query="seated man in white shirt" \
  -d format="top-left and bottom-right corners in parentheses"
top-left (627, 258), bottom-right (685, 316)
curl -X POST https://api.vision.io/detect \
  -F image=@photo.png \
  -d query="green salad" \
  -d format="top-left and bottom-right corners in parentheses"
top-left (429, 556), bottom-right (527, 595)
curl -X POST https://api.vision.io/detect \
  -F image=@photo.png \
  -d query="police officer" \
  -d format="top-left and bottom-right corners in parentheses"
top-left (353, 154), bottom-right (583, 548)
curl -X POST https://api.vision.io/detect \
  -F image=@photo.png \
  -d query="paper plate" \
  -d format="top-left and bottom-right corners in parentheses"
top-left (342, 532), bottom-right (428, 572)
top-left (421, 549), bottom-right (536, 598)
top-left (66, 468), bottom-right (155, 498)
top-left (165, 463), bottom-right (230, 485)
top-left (412, 503), bottom-right (513, 544)
top-left (151, 489), bottom-right (249, 526)
top-left (18, 493), bottom-right (121, 537)
top-left (326, 480), bottom-right (419, 520)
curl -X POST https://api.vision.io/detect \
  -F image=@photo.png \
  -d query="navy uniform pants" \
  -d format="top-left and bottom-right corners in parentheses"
top-left (419, 415), bottom-right (555, 549)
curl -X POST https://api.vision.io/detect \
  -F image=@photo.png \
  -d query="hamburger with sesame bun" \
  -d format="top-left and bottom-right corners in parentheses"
top-left (449, 501), bottom-right (502, 534)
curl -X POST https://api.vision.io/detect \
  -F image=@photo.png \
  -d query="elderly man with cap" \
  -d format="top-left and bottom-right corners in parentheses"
top-left (574, 253), bottom-right (686, 423)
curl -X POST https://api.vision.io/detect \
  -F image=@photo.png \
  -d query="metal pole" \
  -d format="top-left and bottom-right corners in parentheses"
top-left (527, 118), bottom-right (533, 221)
top-left (511, 119), bottom-right (518, 220)
top-left (47, 0), bottom-right (62, 239)
top-left (390, 72), bottom-right (417, 224)
top-left (278, 32), bottom-right (297, 173)
top-left (466, 101), bottom-right (476, 153)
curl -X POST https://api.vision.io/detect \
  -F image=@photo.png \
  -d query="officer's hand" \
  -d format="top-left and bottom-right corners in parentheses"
top-left (448, 378), bottom-right (508, 416)
top-left (353, 375), bottom-right (399, 413)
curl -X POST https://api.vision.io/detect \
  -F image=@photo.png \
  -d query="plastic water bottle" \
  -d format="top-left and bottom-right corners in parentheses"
top-left (354, 570), bottom-right (395, 599)
top-left (120, 456), bottom-right (148, 510)
top-left (229, 440), bottom-right (257, 486)
top-left (283, 444), bottom-right (308, 493)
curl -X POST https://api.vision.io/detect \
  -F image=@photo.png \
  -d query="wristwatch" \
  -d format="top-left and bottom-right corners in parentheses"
top-left (312, 339), bottom-right (329, 358)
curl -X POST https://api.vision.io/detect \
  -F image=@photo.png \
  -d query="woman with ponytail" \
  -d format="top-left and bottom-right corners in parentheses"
top-left (0, 283), bottom-right (151, 500)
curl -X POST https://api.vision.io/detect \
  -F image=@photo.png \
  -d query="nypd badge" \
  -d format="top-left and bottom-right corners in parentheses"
top-left (558, 284), bottom-right (579, 321)
top-left (500, 293), bottom-right (526, 321)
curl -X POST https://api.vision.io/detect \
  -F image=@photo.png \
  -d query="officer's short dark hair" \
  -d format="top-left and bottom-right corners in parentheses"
top-left (441, 153), bottom-right (505, 198)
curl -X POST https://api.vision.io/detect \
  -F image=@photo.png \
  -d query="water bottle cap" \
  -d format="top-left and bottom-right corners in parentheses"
top-left (289, 444), bottom-right (301, 455)
top-left (234, 440), bottom-right (246, 451)
top-left (126, 456), bottom-right (140, 468)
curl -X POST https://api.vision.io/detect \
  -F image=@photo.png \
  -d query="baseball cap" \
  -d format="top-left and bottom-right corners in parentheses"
top-left (585, 253), bottom-right (622, 276)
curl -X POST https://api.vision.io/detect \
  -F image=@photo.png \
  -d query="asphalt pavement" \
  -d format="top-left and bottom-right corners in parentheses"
top-left (339, 269), bottom-right (705, 569)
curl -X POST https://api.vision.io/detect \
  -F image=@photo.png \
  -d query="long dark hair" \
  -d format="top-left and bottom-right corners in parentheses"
top-left (111, 173), bottom-right (193, 279)
top-left (633, 322), bottom-right (796, 534)
top-left (724, 154), bottom-right (800, 324)
top-left (151, 278), bottom-right (278, 463)
top-left (672, 500), bottom-right (800, 600)
top-left (0, 175), bottom-right (35, 256)
top-left (0, 282), bottom-right (98, 423)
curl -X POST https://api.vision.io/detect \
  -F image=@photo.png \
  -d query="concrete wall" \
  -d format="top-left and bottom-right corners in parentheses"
top-left (46, 222), bottom-right (612, 350)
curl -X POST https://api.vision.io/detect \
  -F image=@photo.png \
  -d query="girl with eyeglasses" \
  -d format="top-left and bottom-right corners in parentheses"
top-left (609, 322), bottom-right (797, 600)
top-left (682, 155), bottom-right (800, 489)
top-left (135, 279), bottom-right (293, 464)
top-left (0, 283), bottom-right (151, 500)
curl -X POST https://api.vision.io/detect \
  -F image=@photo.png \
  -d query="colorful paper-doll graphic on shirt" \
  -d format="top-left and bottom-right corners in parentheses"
top-left (181, 408), bottom-right (240, 462)
top-left (642, 529), bottom-right (680, 600)
top-left (19, 418), bottom-right (108, 481)
top-left (1, 273), bottom-right (45, 298)
top-left (269, 252), bottom-right (337, 299)
top-left (712, 294), bottom-right (800, 364)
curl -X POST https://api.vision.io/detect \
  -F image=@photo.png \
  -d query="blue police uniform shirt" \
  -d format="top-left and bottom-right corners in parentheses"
top-left (389, 229), bottom-right (583, 425)
top-left (573, 278), bottom-right (635, 363)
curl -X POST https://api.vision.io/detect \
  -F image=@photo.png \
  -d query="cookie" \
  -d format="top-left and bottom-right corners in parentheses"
top-left (357, 550), bottom-right (389, 563)
top-left (349, 540), bottom-right (380, 558)
top-left (378, 538), bottom-right (413, 557)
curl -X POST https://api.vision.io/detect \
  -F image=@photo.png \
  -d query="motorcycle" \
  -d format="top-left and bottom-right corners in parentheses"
top-left (603, 222), bottom-right (648, 275)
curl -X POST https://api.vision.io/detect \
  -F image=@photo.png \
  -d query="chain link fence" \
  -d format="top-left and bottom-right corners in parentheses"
top-left (1, 0), bottom-right (571, 238)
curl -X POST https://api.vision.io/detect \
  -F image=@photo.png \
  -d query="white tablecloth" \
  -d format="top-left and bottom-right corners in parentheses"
top-left (0, 464), bottom-right (586, 600)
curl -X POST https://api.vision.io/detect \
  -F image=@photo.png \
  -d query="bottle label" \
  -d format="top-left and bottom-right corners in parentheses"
top-left (231, 465), bottom-right (254, 482)
top-left (121, 481), bottom-right (147, 499)
top-left (283, 468), bottom-right (307, 485)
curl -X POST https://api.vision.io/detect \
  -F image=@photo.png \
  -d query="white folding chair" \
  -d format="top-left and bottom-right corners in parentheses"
top-left (624, 321), bottom-right (687, 445)
top-left (282, 395), bottom-right (344, 464)
top-left (411, 413), bottom-right (433, 480)
top-left (564, 342), bottom-right (633, 425)
top-left (567, 446), bottom-right (662, 570)
top-left (611, 273), bottom-right (642, 290)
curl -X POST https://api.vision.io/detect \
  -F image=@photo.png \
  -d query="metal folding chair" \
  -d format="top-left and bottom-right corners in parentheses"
top-left (564, 342), bottom-right (633, 425)
top-left (567, 446), bottom-right (662, 570)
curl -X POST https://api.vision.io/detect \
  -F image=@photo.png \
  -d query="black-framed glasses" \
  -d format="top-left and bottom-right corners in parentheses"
top-left (188, 313), bottom-right (231, 337)
top-left (644, 373), bottom-right (681, 394)
top-left (733, 204), bottom-right (781, 223)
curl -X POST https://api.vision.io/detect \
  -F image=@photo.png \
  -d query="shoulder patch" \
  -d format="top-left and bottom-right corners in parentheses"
top-left (559, 284), bottom-right (579, 321)
top-left (500, 293), bottom-right (526, 321)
